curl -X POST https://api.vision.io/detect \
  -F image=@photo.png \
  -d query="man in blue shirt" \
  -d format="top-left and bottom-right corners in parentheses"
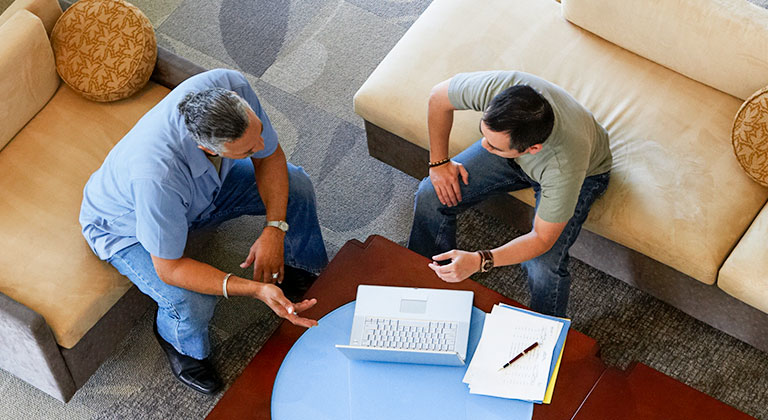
top-left (80, 69), bottom-right (328, 394)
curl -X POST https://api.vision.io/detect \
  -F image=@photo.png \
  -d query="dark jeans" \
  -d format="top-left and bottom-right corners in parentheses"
top-left (408, 140), bottom-right (610, 317)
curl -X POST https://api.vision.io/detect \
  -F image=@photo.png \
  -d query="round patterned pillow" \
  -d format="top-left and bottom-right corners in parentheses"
top-left (51, 0), bottom-right (156, 102)
top-left (732, 86), bottom-right (768, 187)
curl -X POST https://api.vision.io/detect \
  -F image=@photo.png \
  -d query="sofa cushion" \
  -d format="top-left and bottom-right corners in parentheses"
top-left (732, 86), bottom-right (768, 187)
top-left (0, 82), bottom-right (169, 349)
top-left (353, 0), bottom-right (768, 284)
top-left (0, 9), bottom-right (59, 151)
top-left (719, 203), bottom-right (768, 314)
top-left (51, 0), bottom-right (157, 102)
top-left (0, 0), bottom-right (62, 36)
top-left (561, 0), bottom-right (768, 101)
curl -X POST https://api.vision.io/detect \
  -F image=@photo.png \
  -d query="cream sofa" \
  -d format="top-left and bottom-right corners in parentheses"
top-left (0, 0), bottom-right (205, 402)
top-left (354, 0), bottom-right (768, 351)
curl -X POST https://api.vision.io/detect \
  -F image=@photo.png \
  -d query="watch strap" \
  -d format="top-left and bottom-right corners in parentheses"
top-left (479, 249), bottom-right (494, 272)
top-left (265, 220), bottom-right (289, 232)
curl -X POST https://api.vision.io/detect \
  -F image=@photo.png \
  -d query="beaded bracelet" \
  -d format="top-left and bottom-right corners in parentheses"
top-left (428, 157), bottom-right (451, 168)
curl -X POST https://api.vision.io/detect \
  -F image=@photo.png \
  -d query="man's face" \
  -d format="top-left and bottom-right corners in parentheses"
top-left (198, 107), bottom-right (265, 159)
top-left (219, 108), bottom-right (265, 159)
top-left (479, 120), bottom-right (539, 158)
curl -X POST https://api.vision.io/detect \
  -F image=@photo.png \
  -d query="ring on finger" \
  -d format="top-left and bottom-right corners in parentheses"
top-left (272, 272), bottom-right (279, 279)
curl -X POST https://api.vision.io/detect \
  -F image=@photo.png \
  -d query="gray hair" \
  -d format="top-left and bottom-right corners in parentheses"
top-left (177, 88), bottom-right (250, 153)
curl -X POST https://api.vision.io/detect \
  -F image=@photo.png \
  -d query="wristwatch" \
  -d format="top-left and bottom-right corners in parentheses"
top-left (265, 220), bottom-right (289, 233)
top-left (478, 249), bottom-right (494, 273)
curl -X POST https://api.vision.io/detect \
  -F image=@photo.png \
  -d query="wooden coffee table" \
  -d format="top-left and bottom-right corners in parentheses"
top-left (206, 235), bottom-right (754, 420)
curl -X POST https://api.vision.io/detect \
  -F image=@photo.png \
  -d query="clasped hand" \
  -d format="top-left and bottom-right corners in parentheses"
top-left (428, 250), bottom-right (481, 283)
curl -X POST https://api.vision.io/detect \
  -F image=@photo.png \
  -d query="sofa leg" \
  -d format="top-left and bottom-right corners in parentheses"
top-left (364, 121), bottom-right (430, 180)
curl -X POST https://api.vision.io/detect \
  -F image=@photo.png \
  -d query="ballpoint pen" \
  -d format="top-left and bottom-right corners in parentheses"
top-left (498, 341), bottom-right (539, 371)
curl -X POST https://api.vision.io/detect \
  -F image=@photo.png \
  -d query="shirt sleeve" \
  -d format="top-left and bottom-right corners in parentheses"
top-left (132, 178), bottom-right (189, 259)
top-left (447, 71), bottom-right (523, 112)
top-left (535, 169), bottom-right (586, 224)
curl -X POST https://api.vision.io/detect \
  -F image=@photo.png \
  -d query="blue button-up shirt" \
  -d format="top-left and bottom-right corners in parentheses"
top-left (80, 69), bottom-right (278, 260)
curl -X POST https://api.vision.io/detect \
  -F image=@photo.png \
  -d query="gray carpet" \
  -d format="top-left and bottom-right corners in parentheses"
top-left (1, 0), bottom-right (767, 419)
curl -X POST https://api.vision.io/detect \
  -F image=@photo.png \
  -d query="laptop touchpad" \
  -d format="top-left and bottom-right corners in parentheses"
top-left (400, 299), bottom-right (427, 314)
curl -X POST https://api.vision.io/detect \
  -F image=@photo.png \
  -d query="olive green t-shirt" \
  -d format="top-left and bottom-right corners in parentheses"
top-left (448, 71), bottom-right (612, 223)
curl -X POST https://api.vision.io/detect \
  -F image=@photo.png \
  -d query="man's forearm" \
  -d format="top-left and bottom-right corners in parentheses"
top-left (490, 214), bottom-right (567, 268)
top-left (428, 106), bottom-right (454, 161)
top-left (489, 231), bottom-right (552, 267)
top-left (153, 255), bottom-right (264, 299)
top-left (252, 145), bottom-right (289, 222)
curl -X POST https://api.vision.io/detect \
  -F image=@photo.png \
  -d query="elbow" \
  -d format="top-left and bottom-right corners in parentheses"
top-left (155, 270), bottom-right (175, 286)
top-left (428, 89), bottom-right (442, 109)
top-left (150, 257), bottom-right (182, 286)
top-left (428, 80), bottom-right (452, 109)
top-left (155, 264), bottom-right (182, 286)
top-left (530, 233), bottom-right (558, 258)
top-left (540, 241), bottom-right (556, 257)
top-left (429, 85), bottom-right (442, 100)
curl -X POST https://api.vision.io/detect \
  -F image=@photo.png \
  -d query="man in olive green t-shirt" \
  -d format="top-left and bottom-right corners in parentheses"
top-left (408, 71), bottom-right (612, 317)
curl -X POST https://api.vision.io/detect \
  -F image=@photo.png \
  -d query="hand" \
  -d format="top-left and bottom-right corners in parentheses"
top-left (428, 250), bottom-right (481, 283)
top-left (241, 227), bottom-right (285, 284)
top-left (429, 161), bottom-right (469, 207)
top-left (257, 283), bottom-right (319, 328)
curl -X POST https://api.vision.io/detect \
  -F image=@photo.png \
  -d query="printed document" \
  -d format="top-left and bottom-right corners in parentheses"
top-left (463, 305), bottom-right (563, 402)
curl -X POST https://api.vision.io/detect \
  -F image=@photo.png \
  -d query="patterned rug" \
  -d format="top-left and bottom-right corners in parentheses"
top-left (0, 0), bottom-right (767, 419)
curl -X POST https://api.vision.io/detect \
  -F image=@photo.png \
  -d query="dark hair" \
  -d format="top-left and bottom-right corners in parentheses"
top-left (177, 88), bottom-right (249, 152)
top-left (481, 85), bottom-right (554, 152)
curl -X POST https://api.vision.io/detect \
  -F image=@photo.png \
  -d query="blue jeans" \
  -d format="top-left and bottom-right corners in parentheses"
top-left (108, 160), bottom-right (328, 359)
top-left (408, 140), bottom-right (609, 318)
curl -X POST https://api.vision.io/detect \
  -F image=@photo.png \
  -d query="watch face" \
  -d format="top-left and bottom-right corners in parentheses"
top-left (482, 259), bottom-right (493, 272)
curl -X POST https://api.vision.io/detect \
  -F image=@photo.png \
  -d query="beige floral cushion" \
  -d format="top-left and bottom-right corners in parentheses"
top-left (732, 87), bottom-right (768, 187)
top-left (50, 0), bottom-right (156, 102)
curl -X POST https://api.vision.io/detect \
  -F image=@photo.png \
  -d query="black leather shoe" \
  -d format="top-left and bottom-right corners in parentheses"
top-left (153, 321), bottom-right (221, 394)
top-left (279, 265), bottom-right (318, 299)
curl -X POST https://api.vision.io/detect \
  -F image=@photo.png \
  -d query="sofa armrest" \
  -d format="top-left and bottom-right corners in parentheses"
top-left (718, 201), bottom-right (768, 314)
top-left (0, 292), bottom-right (75, 402)
top-left (151, 45), bottom-right (206, 90)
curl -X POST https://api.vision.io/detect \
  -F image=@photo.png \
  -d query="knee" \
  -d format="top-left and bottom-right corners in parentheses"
top-left (167, 291), bottom-right (218, 326)
top-left (522, 254), bottom-right (567, 285)
top-left (287, 166), bottom-right (317, 206)
top-left (414, 177), bottom-right (443, 216)
top-left (522, 257), bottom-right (556, 282)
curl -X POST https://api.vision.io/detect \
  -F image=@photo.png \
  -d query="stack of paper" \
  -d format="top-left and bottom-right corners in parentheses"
top-left (463, 304), bottom-right (570, 403)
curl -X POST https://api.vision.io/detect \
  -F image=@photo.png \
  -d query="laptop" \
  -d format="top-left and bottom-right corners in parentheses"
top-left (336, 285), bottom-right (474, 366)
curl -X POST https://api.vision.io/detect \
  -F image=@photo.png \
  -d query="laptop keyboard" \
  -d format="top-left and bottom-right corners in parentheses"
top-left (362, 317), bottom-right (458, 352)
